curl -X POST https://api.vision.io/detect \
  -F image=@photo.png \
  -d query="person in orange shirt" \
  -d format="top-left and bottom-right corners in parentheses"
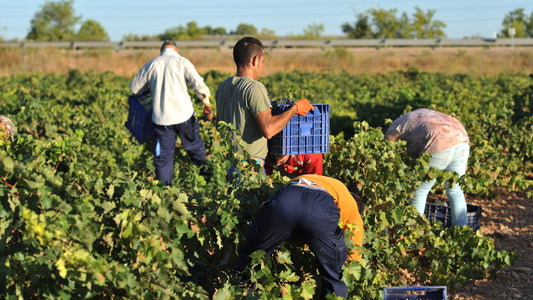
top-left (235, 174), bottom-right (364, 299)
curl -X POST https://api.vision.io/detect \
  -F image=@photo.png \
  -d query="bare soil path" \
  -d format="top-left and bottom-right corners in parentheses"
top-left (448, 189), bottom-right (532, 300)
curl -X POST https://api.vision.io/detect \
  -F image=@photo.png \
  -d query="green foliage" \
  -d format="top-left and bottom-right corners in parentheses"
top-left (411, 7), bottom-right (446, 38)
top-left (261, 71), bottom-right (532, 198)
top-left (500, 8), bottom-right (533, 37)
top-left (77, 19), bottom-right (110, 42)
top-left (232, 23), bottom-right (258, 36)
top-left (26, 0), bottom-right (110, 42)
top-left (204, 26), bottom-right (227, 36)
top-left (122, 33), bottom-right (159, 42)
top-left (302, 23), bottom-right (325, 40)
top-left (123, 22), bottom-right (276, 41)
top-left (159, 21), bottom-right (208, 41)
top-left (342, 13), bottom-right (373, 39)
top-left (324, 123), bottom-right (517, 298)
top-left (0, 70), bottom-right (527, 299)
top-left (342, 6), bottom-right (447, 39)
top-left (26, 0), bottom-right (81, 41)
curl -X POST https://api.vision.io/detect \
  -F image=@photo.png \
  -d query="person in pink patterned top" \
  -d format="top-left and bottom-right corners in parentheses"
top-left (386, 108), bottom-right (470, 226)
top-left (0, 115), bottom-right (16, 142)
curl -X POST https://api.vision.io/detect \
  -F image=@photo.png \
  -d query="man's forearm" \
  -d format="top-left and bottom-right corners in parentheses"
top-left (256, 105), bottom-right (298, 139)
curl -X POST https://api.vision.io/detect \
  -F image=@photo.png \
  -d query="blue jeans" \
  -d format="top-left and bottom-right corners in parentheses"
top-left (235, 185), bottom-right (348, 298)
top-left (153, 113), bottom-right (206, 186)
top-left (411, 143), bottom-right (470, 226)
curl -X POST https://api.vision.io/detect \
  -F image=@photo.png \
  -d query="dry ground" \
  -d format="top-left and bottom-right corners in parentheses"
top-left (1, 46), bottom-right (533, 77)
top-left (448, 189), bottom-right (532, 300)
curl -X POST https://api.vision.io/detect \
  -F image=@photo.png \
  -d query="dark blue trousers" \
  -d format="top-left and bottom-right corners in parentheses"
top-left (235, 184), bottom-right (348, 299)
top-left (153, 113), bottom-right (206, 186)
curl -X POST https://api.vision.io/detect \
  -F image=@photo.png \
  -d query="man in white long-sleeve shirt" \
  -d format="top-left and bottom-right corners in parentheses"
top-left (130, 40), bottom-right (212, 185)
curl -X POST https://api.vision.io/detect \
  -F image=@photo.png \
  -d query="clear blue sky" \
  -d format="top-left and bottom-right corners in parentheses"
top-left (1, 0), bottom-right (532, 41)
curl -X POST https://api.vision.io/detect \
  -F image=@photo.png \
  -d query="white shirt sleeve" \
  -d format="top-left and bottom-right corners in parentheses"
top-left (129, 63), bottom-right (151, 95)
top-left (183, 59), bottom-right (211, 105)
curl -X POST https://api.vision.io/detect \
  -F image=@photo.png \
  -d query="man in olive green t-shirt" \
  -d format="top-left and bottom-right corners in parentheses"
top-left (215, 37), bottom-right (314, 165)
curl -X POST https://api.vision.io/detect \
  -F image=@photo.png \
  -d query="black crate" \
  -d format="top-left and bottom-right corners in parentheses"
top-left (384, 286), bottom-right (447, 300)
top-left (270, 101), bottom-right (329, 155)
top-left (424, 203), bottom-right (482, 231)
top-left (125, 92), bottom-right (154, 144)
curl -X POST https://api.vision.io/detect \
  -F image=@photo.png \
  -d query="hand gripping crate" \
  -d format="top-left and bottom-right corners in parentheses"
top-left (424, 202), bottom-right (482, 231)
top-left (384, 286), bottom-right (447, 300)
top-left (125, 92), bottom-right (154, 144)
top-left (270, 101), bottom-right (330, 155)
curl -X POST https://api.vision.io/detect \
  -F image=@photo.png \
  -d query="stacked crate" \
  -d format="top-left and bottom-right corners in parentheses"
top-left (425, 203), bottom-right (482, 231)
top-left (270, 100), bottom-right (330, 155)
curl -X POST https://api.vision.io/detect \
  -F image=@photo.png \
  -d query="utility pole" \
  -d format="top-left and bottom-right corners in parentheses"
top-left (2, 26), bottom-right (6, 42)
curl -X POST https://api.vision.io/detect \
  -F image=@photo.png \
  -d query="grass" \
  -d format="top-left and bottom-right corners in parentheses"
top-left (1, 46), bottom-right (532, 77)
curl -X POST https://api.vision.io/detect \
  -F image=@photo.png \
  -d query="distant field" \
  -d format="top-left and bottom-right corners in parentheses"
top-left (1, 46), bottom-right (532, 77)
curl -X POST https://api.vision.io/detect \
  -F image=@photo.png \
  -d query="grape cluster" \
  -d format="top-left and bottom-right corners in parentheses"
top-left (271, 97), bottom-right (295, 107)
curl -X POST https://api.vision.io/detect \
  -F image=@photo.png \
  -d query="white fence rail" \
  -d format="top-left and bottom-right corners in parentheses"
top-left (2, 38), bottom-right (533, 50)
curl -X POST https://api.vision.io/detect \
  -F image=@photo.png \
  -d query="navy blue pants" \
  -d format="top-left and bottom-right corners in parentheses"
top-left (235, 184), bottom-right (348, 298)
top-left (153, 113), bottom-right (206, 186)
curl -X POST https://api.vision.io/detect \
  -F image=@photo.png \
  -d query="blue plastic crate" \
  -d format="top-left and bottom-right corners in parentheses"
top-left (270, 102), bottom-right (330, 155)
top-left (424, 203), bottom-right (482, 231)
top-left (384, 286), bottom-right (447, 300)
top-left (125, 92), bottom-right (154, 144)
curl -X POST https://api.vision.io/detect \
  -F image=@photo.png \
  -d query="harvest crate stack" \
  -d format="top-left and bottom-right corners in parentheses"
top-left (424, 203), bottom-right (482, 231)
top-left (270, 99), bottom-right (330, 155)
top-left (125, 92), bottom-right (154, 144)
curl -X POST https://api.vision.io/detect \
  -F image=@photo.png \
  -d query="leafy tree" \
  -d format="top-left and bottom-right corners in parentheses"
top-left (122, 33), bottom-right (158, 41)
top-left (26, 0), bottom-right (81, 41)
top-left (302, 23), bottom-right (324, 39)
top-left (411, 7), bottom-right (446, 38)
top-left (205, 26), bottom-right (227, 35)
top-left (158, 21), bottom-right (207, 40)
top-left (76, 19), bottom-right (109, 41)
top-left (233, 23), bottom-right (258, 35)
top-left (342, 13), bottom-right (374, 39)
top-left (398, 12), bottom-right (414, 38)
top-left (258, 28), bottom-right (277, 40)
top-left (527, 11), bottom-right (533, 37)
top-left (183, 21), bottom-right (206, 38)
top-left (369, 8), bottom-right (404, 38)
top-left (500, 8), bottom-right (531, 37)
top-left (342, 7), bottom-right (446, 39)
top-left (159, 26), bottom-right (185, 41)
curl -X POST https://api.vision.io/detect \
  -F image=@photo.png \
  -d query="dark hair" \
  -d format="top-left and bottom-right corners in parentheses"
top-left (233, 37), bottom-right (264, 67)
top-left (350, 192), bottom-right (364, 215)
top-left (381, 126), bottom-right (389, 136)
top-left (160, 40), bottom-right (177, 52)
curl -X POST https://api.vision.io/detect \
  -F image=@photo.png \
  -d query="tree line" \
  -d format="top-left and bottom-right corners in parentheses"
top-left (12, 0), bottom-right (533, 42)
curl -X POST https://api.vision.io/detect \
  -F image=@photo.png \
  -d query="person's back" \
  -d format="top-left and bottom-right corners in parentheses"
top-left (129, 40), bottom-right (212, 186)
top-left (131, 48), bottom-right (210, 126)
top-left (235, 174), bottom-right (364, 298)
top-left (386, 108), bottom-right (470, 226)
top-left (216, 76), bottom-right (271, 159)
top-left (0, 115), bottom-right (15, 142)
top-left (215, 37), bottom-right (314, 163)
top-left (387, 108), bottom-right (469, 157)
